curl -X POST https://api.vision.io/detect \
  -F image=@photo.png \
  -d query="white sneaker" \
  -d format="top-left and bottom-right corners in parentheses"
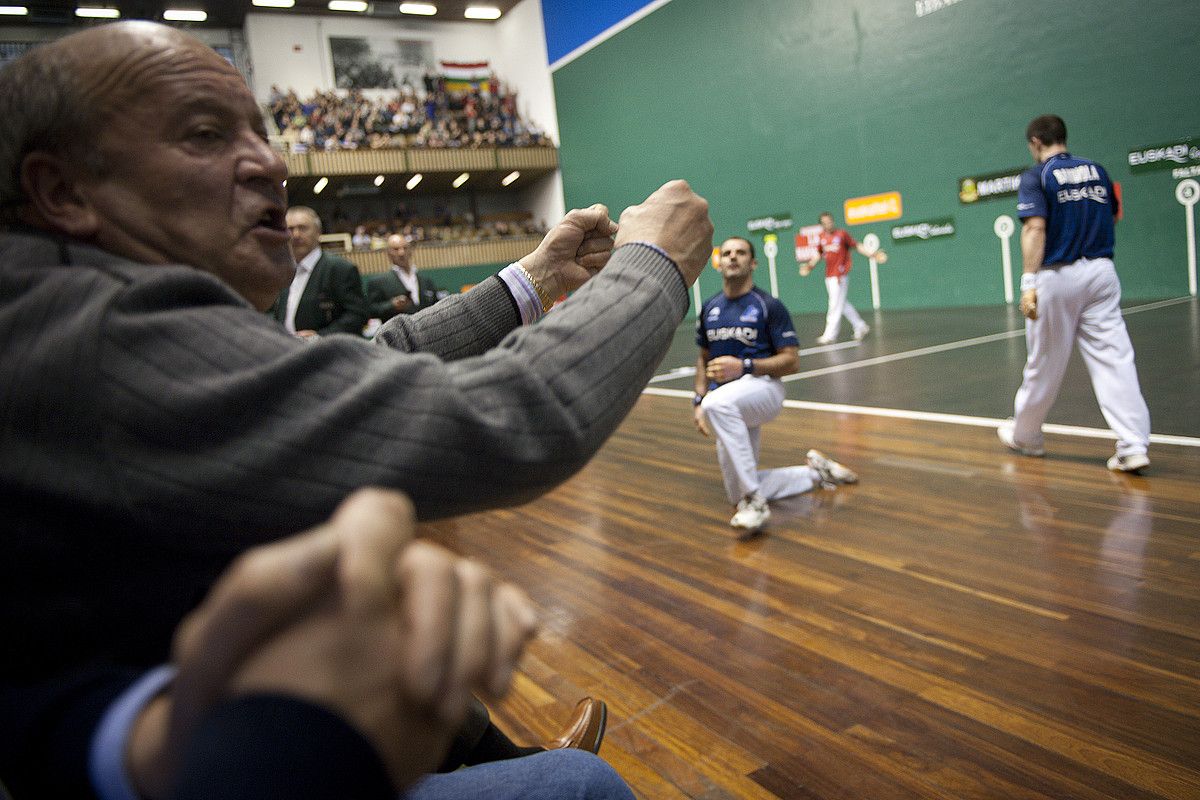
top-left (1107, 453), bottom-right (1149, 473)
top-left (806, 449), bottom-right (858, 488)
top-left (853, 324), bottom-right (870, 341)
top-left (730, 493), bottom-right (770, 531)
top-left (997, 419), bottom-right (1045, 457)
top-left (816, 334), bottom-right (835, 345)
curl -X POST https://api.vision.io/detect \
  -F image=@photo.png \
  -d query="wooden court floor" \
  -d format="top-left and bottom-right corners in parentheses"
top-left (420, 297), bottom-right (1200, 800)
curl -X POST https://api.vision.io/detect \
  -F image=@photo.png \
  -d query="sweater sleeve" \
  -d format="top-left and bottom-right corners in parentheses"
top-left (95, 245), bottom-right (687, 543)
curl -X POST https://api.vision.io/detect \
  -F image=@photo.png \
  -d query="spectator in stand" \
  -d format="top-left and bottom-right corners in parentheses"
top-left (367, 234), bottom-right (444, 321)
top-left (269, 206), bottom-right (369, 338)
top-left (351, 225), bottom-right (371, 250)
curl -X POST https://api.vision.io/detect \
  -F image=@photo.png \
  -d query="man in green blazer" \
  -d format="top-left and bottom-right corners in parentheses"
top-left (367, 234), bottom-right (445, 321)
top-left (271, 206), bottom-right (369, 337)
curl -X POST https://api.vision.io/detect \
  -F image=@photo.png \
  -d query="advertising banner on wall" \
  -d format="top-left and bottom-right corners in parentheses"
top-left (844, 191), bottom-right (903, 225)
top-left (746, 213), bottom-right (793, 233)
top-left (958, 168), bottom-right (1024, 204)
top-left (794, 224), bottom-right (822, 262)
top-left (891, 217), bottom-right (956, 243)
top-left (1127, 137), bottom-right (1200, 175)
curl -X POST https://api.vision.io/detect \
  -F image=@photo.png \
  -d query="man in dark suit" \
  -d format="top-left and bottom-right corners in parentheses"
top-left (271, 206), bottom-right (369, 337)
top-left (368, 234), bottom-right (444, 321)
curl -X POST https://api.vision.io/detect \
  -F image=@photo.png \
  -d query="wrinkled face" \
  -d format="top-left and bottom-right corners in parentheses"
top-left (820, 214), bottom-right (835, 232)
top-left (287, 209), bottom-right (321, 262)
top-left (76, 31), bottom-right (292, 310)
top-left (386, 235), bottom-right (410, 269)
top-left (718, 238), bottom-right (756, 280)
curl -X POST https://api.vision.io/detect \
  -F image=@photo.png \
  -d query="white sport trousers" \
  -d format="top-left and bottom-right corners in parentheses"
top-left (823, 275), bottom-right (867, 340)
top-left (700, 374), bottom-right (817, 504)
top-left (1012, 257), bottom-right (1150, 457)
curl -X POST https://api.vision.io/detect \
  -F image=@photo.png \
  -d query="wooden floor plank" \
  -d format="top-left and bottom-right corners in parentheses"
top-left (420, 389), bottom-right (1200, 799)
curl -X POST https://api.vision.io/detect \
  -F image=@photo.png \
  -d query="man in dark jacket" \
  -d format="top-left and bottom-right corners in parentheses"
top-left (271, 205), bottom-right (369, 336)
top-left (368, 234), bottom-right (444, 321)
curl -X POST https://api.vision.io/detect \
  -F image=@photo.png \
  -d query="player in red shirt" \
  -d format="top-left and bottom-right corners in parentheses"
top-left (799, 212), bottom-right (886, 344)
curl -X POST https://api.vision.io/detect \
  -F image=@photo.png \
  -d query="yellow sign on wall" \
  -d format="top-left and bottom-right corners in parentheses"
top-left (844, 191), bottom-right (903, 225)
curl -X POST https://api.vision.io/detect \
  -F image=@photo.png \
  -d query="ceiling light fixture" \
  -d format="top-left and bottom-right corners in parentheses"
top-left (0, 6), bottom-right (30, 14)
top-left (406, 174), bottom-right (423, 190)
top-left (252, 0), bottom-right (295, 7)
top-left (313, 177), bottom-right (329, 194)
top-left (452, 173), bottom-right (470, 188)
top-left (501, 171), bottom-right (520, 187)
top-left (328, 0), bottom-right (368, 11)
top-left (464, 5), bottom-right (500, 19)
top-left (163, 8), bottom-right (207, 21)
top-left (373, 175), bottom-right (385, 187)
top-left (399, 2), bottom-right (436, 15)
top-left (75, 6), bottom-right (120, 17)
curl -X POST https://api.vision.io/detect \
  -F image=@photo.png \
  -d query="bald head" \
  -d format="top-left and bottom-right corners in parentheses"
top-left (1, 21), bottom-right (294, 310)
top-left (0, 22), bottom-right (227, 221)
top-left (387, 234), bottom-right (412, 271)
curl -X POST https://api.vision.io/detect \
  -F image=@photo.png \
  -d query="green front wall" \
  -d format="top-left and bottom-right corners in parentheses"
top-left (553, 0), bottom-right (1200, 317)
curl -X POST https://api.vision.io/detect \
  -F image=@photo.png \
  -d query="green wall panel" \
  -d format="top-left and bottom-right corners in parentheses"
top-left (553, 0), bottom-right (1200, 318)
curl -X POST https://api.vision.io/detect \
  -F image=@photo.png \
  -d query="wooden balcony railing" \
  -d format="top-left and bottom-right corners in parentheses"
top-left (280, 146), bottom-right (558, 178)
top-left (345, 235), bottom-right (544, 275)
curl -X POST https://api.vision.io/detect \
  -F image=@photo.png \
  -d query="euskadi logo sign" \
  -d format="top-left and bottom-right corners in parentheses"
top-left (1127, 137), bottom-right (1200, 174)
top-left (891, 217), bottom-right (955, 243)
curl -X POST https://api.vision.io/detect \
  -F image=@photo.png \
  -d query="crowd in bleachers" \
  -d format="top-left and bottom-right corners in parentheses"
top-left (335, 211), bottom-right (546, 252)
top-left (268, 74), bottom-right (554, 152)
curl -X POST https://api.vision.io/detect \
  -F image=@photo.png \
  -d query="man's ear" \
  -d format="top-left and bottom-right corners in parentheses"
top-left (19, 151), bottom-right (100, 238)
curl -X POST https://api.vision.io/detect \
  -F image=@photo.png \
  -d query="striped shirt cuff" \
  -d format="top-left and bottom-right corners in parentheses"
top-left (90, 665), bottom-right (176, 800)
top-left (497, 262), bottom-right (545, 325)
top-left (625, 240), bottom-right (676, 267)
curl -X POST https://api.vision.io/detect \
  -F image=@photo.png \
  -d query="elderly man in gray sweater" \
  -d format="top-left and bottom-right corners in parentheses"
top-left (0, 20), bottom-right (713, 800)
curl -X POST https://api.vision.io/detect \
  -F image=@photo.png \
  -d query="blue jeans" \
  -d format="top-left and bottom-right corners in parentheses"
top-left (404, 749), bottom-right (635, 800)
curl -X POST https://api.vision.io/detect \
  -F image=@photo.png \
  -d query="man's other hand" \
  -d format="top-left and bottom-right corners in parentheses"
top-left (1019, 288), bottom-right (1038, 320)
top-left (520, 204), bottom-right (619, 300)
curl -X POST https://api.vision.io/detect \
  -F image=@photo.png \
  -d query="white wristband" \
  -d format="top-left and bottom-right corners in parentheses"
top-left (1020, 273), bottom-right (1037, 292)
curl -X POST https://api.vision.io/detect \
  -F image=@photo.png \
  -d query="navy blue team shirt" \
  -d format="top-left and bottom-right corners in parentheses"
top-left (1017, 152), bottom-right (1119, 266)
top-left (696, 286), bottom-right (798, 390)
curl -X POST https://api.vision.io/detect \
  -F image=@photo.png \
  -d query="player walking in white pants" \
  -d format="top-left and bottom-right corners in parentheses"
top-left (800, 212), bottom-right (886, 344)
top-left (694, 237), bottom-right (857, 534)
top-left (821, 274), bottom-right (867, 344)
top-left (999, 114), bottom-right (1151, 472)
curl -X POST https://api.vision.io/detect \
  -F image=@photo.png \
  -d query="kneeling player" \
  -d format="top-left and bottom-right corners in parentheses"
top-left (693, 237), bottom-right (858, 534)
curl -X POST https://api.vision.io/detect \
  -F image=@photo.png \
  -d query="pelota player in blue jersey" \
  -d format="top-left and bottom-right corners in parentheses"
top-left (998, 115), bottom-right (1151, 472)
top-left (693, 237), bottom-right (858, 534)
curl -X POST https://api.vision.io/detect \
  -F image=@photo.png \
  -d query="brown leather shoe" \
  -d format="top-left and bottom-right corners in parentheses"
top-left (544, 697), bottom-right (607, 754)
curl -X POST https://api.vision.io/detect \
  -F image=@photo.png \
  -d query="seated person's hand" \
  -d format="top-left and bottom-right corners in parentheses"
top-left (130, 489), bottom-right (539, 798)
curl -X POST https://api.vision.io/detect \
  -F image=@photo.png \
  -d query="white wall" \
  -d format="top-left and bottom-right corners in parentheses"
top-left (493, 0), bottom-right (564, 223)
top-left (246, 12), bottom-right (501, 102)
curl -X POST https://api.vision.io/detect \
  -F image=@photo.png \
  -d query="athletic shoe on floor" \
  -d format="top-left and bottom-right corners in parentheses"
top-left (816, 335), bottom-right (835, 345)
top-left (997, 419), bottom-right (1045, 457)
top-left (1107, 453), bottom-right (1150, 473)
top-left (806, 449), bottom-right (858, 488)
top-left (853, 324), bottom-right (870, 341)
top-left (730, 493), bottom-right (769, 531)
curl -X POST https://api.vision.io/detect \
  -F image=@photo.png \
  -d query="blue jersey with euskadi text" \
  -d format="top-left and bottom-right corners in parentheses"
top-left (696, 286), bottom-right (798, 386)
top-left (1016, 152), bottom-right (1118, 266)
